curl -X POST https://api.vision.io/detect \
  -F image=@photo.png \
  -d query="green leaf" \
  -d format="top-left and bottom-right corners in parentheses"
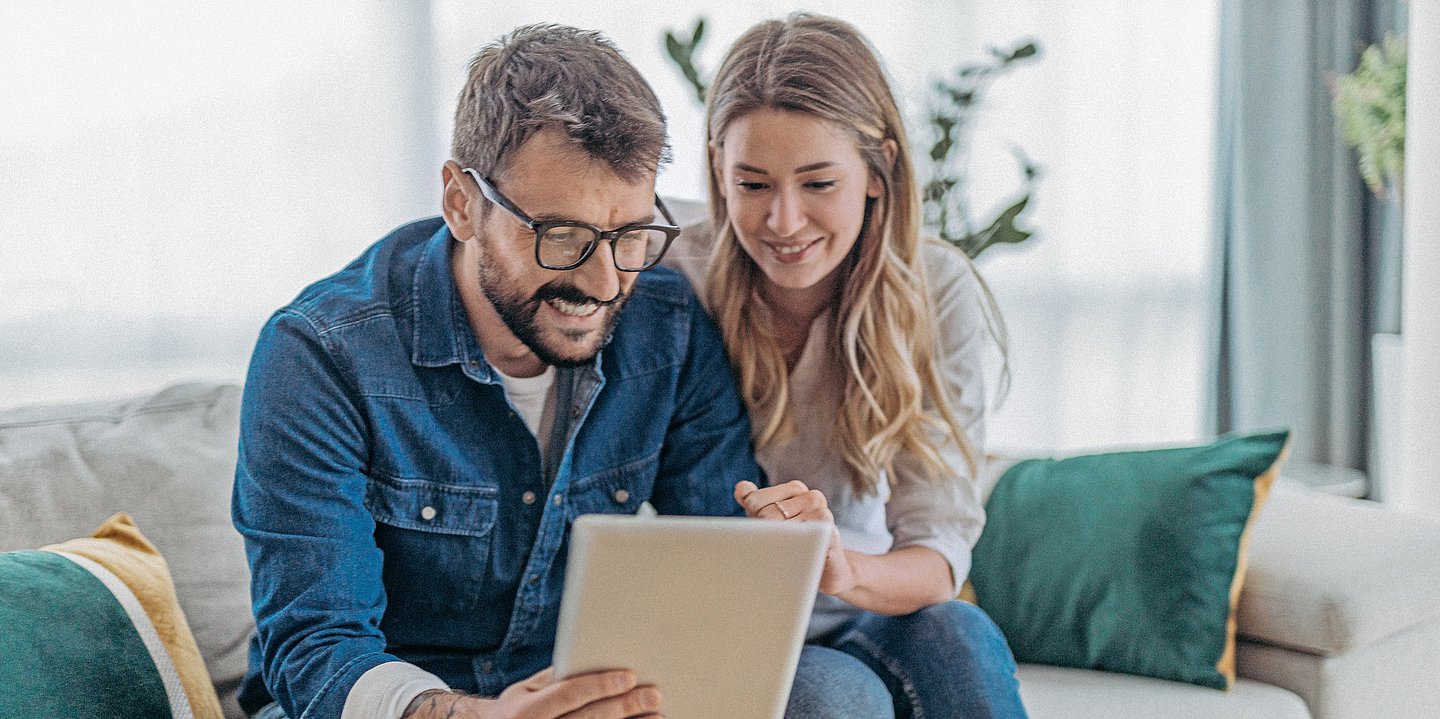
top-left (947, 89), bottom-right (976, 106)
top-left (662, 18), bottom-right (711, 106)
top-left (665, 33), bottom-right (684, 64)
top-left (930, 135), bottom-right (953, 162)
top-left (955, 194), bottom-right (1033, 258)
top-left (1010, 42), bottom-right (1039, 61)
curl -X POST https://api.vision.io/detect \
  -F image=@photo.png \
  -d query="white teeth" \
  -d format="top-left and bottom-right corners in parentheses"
top-left (549, 299), bottom-right (600, 317)
top-left (769, 240), bottom-right (817, 255)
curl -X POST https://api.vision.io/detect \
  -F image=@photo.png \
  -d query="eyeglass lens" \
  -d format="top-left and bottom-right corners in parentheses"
top-left (538, 226), bottom-right (670, 270)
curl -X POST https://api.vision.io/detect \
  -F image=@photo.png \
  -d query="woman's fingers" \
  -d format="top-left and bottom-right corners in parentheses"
top-left (734, 482), bottom-right (830, 522)
top-left (733, 480), bottom-right (759, 506)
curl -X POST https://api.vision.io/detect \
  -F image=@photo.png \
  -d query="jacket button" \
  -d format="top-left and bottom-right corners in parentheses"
top-left (420, 506), bottom-right (437, 521)
top-left (522, 491), bottom-right (537, 505)
top-left (570, 406), bottom-right (582, 419)
top-left (613, 489), bottom-right (630, 504)
top-left (553, 494), bottom-right (563, 506)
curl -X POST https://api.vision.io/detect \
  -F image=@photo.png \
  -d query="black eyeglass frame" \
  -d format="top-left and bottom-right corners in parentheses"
top-left (461, 167), bottom-right (681, 272)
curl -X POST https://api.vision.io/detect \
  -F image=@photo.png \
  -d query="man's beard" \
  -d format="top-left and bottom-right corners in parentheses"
top-left (476, 252), bottom-right (629, 368)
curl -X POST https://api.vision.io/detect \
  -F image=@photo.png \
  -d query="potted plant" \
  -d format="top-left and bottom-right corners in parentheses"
top-left (1332, 31), bottom-right (1406, 501)
top-left (1333, 32), bottom-right (1407, 200)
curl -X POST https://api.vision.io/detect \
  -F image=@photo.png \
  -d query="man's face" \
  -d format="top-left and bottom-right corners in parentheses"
top-left (449, 128), bottom-right (657, 368)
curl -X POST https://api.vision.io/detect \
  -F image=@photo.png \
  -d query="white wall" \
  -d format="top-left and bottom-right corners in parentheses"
top-left (1398, 2), bottom-right (1440, 514)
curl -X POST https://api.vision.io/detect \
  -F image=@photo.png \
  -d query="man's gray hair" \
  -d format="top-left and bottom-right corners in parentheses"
top-left (452, 24), bottom-right (671, 183)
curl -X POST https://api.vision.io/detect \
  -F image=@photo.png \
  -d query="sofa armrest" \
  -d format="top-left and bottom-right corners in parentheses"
top-left (1238, 484), bottom-right (1440, 654)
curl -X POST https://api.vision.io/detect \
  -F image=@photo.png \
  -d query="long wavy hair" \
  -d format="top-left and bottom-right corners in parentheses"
top-left (705, 13), bottom-right (998, 493)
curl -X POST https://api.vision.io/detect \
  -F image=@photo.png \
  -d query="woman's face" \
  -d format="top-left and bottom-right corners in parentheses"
top-left (714, 108), bottom-right (882, 296)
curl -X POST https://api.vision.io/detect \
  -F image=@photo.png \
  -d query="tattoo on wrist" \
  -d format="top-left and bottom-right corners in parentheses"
top-left (401, 689), bottom-right (451, 718)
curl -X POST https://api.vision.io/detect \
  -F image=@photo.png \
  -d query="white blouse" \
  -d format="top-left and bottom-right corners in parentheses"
top-left (665, 225), bottom-right (990, 639)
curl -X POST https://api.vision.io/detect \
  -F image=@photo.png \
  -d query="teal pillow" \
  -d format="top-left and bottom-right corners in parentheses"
top-left (969, 431), bottom-right (1290, 689)
top-left (0, 514), bottom-right (224, 719)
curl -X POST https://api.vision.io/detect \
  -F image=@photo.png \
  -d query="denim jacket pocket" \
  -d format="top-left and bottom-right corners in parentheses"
top-left (367, 473), bottom-right (499, 609)
top-left (566, 452), bottom-right (658, 519)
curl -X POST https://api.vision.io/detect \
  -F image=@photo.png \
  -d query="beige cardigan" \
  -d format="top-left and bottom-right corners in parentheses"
top-left (664, 223), bottom-right (989, 639)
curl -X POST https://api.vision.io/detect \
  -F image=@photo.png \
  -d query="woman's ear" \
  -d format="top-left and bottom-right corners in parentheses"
top-left (868, 139), bottom-right (900, 199)
top-left (440, 160), bottom-right (475, 241)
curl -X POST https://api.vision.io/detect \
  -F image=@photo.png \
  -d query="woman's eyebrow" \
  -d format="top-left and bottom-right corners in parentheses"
top-left (734, 160), bottom-right (838, 174)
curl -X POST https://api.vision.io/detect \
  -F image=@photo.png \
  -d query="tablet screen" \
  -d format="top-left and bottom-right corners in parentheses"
top-left (554, 514), bottom-right (828, 719)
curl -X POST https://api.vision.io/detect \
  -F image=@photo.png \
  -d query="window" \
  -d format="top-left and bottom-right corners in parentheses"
top-left (2, 1), bottom-right (1218, 455)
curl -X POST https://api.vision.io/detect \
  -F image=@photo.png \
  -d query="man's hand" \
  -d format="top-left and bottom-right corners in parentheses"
top-left (402, 667), bottom-right (662, 719)
top-left (734, 480), bottom-right (857, 596)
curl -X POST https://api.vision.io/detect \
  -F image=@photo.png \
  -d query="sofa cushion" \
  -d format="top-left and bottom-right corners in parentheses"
top-left (969, 431), bottom-right (1289, 689)
top-left (0, 513), bottom-right (225, 718)
top-left (1239, 484), bottom-right (1440, 654)
top-left (0, 382), bottom-right (251, 716)
top-left (1017, 664), bottom-right (1311, 719)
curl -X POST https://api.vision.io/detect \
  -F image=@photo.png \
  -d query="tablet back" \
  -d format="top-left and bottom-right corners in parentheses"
top-left (554, 514), bottom-right (829, 719)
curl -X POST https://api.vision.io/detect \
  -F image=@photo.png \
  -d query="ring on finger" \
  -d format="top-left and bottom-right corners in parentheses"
top-left (764, 501), bottom-right (792, 520)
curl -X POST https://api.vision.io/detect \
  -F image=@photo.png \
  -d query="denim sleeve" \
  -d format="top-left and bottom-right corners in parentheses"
top-left (233, 310), bottom-right (401, 719)
top-left (649, 295), bottom-right (758, 518)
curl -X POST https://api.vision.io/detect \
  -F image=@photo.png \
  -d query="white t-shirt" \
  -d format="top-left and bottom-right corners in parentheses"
top-left (495, 363), bottom-right (558, 469)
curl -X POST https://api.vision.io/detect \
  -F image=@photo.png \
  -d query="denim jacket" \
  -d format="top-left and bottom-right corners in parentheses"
top-left (232, 218), bottom-right (758, 719)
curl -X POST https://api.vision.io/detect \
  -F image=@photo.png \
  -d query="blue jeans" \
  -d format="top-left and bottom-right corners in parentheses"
top-left (255, 601), bottom-right (1024, 719)
top-left (787, 601), bottom-right (1028, 719)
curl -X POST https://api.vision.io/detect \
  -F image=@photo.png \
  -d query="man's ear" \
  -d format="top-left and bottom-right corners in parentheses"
top-left (709, 141), bottom-right (727, 199)
top-left (868, 139), bottom-right (899, 199)
top-left (440, 161), bottom-right (476, 241)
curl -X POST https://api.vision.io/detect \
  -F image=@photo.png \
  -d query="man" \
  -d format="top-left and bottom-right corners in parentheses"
top-left (232, 25), bottom-right (761, 719)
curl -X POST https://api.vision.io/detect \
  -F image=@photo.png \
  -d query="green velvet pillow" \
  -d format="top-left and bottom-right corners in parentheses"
top-left (0, 513), bottom-right (224, 719)
top-left (969, 430), bottom-right (1289, 689)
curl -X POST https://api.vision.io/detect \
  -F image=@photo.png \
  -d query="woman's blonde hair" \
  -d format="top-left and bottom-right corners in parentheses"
top-left (705, 13), bottom-right (997, 493)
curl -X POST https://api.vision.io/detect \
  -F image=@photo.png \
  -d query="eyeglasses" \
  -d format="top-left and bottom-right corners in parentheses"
top-left (461, 168), bottom-right (680, 272)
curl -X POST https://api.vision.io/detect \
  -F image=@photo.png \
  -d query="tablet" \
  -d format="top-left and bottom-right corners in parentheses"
top-left (553, 514), bottom-right (829, 719)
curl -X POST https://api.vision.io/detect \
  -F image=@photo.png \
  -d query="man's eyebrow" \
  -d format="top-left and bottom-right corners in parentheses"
top-left (733, 161), bottom-right (838, 175)
top-left (528, 210), bottom-right (659, 228)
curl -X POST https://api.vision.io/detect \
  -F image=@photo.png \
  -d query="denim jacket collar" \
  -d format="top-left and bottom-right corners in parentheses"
top-left (410, 225), bottom-right (485, 373)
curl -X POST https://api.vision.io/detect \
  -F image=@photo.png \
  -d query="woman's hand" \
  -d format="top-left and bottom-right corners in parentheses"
top-left (734, 480), bottom-right (857, 596)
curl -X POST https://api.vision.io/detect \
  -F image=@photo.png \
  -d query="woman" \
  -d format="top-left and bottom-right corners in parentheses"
top-left (667, 13), bottom-right (1028, 719)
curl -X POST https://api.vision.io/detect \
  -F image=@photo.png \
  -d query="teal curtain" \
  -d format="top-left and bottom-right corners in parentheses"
top-left (1209, 0), bottom-right (1402, 475)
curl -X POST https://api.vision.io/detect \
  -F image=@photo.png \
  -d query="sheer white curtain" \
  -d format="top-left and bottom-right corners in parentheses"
top-left (3, 1), bottom-right (1218, 457)
top-left (962, 1), bottom-right (1220, 454)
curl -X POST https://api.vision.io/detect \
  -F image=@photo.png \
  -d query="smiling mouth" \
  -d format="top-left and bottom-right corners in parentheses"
top-left (765, 238), bottom-right (822, 256)
top-left (547, 297), bottom-right (601, 318)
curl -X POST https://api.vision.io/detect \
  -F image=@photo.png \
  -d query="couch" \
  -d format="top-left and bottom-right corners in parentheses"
top-left (2, 381), bottom-right (1439, 718)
